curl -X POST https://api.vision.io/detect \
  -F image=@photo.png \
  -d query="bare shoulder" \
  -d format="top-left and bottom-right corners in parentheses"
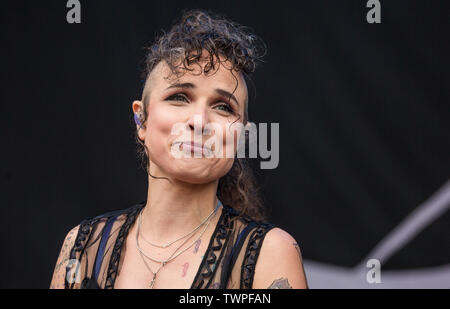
top-left (252, 227), bottom-right (308, 289)
top-left (49, 225), bottom-right (80, 289)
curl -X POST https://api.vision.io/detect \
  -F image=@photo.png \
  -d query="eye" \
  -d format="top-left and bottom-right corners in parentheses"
top-left (214, 102), bottom-right (235, 114)
top-left (165, 93), bottom-right (189, 102)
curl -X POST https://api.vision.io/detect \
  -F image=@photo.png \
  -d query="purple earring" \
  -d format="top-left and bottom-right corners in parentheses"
top-left (134, 112), bottom-right (142, 127)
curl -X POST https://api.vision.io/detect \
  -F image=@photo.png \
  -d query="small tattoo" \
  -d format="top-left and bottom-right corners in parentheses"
top-left (293, 242), bottom-right (309, 287)
top-left (293, 242), bottom-right (302, 260)
top-left (54, 237), bottom-right (73, 273)
top-left (194, 239), bottom-right (201, 253)
top-left (182, 262), bottom-right (189, 277)
top-left (51, 227), bottom-right (79, 288)
top-left (54, 260), bottom-right (64, 273)
top-left (211, 282), bottom-right (220, 289)
top-left (268, 278), bottom-right (293, 289)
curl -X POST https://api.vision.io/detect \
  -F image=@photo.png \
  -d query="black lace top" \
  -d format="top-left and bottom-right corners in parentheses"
top-left (65, 200), bottom-right (276, 289)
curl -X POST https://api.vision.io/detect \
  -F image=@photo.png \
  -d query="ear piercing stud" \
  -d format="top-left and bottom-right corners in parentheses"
top-left (134, 112), bottom-right (143, 127)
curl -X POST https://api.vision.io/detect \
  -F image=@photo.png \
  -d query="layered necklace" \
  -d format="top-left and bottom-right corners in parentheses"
top-left (135, 200), bottom-right (222, 288)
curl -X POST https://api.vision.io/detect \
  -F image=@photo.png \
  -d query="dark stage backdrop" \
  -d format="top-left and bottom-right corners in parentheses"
top-left (1, 0), bottom-right (449, 288)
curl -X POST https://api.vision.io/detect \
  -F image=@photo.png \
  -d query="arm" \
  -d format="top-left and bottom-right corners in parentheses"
top-left (49, 225), bottom-right (79, 289)
top-left (252, 228), bottom-right (308, 289)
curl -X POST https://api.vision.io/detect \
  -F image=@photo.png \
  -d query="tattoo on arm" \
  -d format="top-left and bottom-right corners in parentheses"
top-left (267, 278), bottom-right (293, 289)
top-left (50, 227), bottom-right (78, 289)
top-left (53, 231), bottom-right (74, 273)
top-left (293, 242), bottom-right (302, 260)
top-left (293, 242), bottom-right (309, 288)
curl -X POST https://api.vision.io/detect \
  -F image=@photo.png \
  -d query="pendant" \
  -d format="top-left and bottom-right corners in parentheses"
top-left (149, 273), bottom-right (157, 288)
top-left (149, 262), bottom-right (166, 288)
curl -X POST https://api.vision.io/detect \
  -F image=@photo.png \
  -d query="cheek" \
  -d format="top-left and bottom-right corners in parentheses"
top-left (144, 104), bottom-right (179, 155)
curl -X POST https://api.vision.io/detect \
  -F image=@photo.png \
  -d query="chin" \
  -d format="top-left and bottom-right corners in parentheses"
top-left (174, 172), bottom-right (215, 184)
top-left (170, 162), bottom-right (221, 184)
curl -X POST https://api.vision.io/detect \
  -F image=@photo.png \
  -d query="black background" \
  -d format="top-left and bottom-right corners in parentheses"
top-left (1, 0), bottom-right (449, 288)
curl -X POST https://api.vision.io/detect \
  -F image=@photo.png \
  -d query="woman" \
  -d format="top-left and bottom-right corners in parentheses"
top-left (50, 9), bottom-right (308, 289)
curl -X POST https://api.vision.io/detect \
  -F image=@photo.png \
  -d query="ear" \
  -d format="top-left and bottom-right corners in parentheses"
top-left (132, 100), bottom-right (146, 141)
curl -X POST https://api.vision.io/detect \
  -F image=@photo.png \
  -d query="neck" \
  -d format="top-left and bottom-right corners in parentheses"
top-left (139, 173), bottom-right (221, 244)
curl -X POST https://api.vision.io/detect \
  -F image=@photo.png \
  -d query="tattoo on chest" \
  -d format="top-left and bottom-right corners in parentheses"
top-left (181, 262), bottom-right (189, 277)
top-left (193, 239), bottom-right (201, 253)
top-left (268, 278), bottom-right (293, 289)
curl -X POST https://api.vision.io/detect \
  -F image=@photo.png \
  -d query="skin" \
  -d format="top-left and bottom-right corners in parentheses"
top-left (181, 262), bottom-right (189, 277)
top-left (293, 242), bottom-right (309, 287)
top-left (114, 53), bottom-right (250, 288)
top-left (132, 53), bottom-right (249, 244)
top-left (253, 228), bottom-right (309, 289)
top-left (266, 243), bottom-right (307, 288)
top-left (49, 225), bottom-right (79, 289)
top-left (50, 51), bottom-right (308, 289)
top-left (268, 278), bottom-right (293, 289)
top-left (193, 239), bottom-right (201, 253)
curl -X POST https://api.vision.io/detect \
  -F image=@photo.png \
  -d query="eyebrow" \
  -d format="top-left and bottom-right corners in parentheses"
top-left (165, 82), bottom-right (240, 106)
top-left (215, 88), bottom-right (240, 106)
top-left (165, 82), bottom-right (195, 91)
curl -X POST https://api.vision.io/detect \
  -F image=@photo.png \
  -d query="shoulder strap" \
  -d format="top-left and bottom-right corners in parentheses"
top-left (219, 221), bottom-right (258, 289)
top-left (92, 215), bottom-right (119, 282)
top-left (67, 202), bottom-right (145, 289)
top-left (240, 222), bottom-right (276, 289)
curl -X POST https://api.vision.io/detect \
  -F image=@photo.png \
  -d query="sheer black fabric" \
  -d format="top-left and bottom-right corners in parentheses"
top-left (65, 200), bottom-right (275, 289)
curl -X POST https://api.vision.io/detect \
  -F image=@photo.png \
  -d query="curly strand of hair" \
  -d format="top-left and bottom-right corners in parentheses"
top-left (133, 128), bottom-right (171, 183)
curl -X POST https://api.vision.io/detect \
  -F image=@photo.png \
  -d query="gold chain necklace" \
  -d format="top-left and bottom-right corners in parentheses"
top-left (135, 204), bottom-right (220, 288)
top-left (140, 201), bottom-right (220, 248)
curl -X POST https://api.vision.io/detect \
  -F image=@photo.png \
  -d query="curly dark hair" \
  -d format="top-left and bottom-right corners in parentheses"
top-left (134, 9), bottom-right (268, 222)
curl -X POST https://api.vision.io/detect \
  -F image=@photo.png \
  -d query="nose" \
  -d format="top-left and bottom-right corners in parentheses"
top-left (186, 106), bottom-right (211, 136)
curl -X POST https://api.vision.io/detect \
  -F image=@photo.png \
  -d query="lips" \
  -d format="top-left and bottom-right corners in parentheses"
top-left (173, 141), bottom-right (212, 153)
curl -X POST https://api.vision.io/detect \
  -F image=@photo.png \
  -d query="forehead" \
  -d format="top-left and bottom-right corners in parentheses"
top-left (145, 57), bottom-right (248, 102)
